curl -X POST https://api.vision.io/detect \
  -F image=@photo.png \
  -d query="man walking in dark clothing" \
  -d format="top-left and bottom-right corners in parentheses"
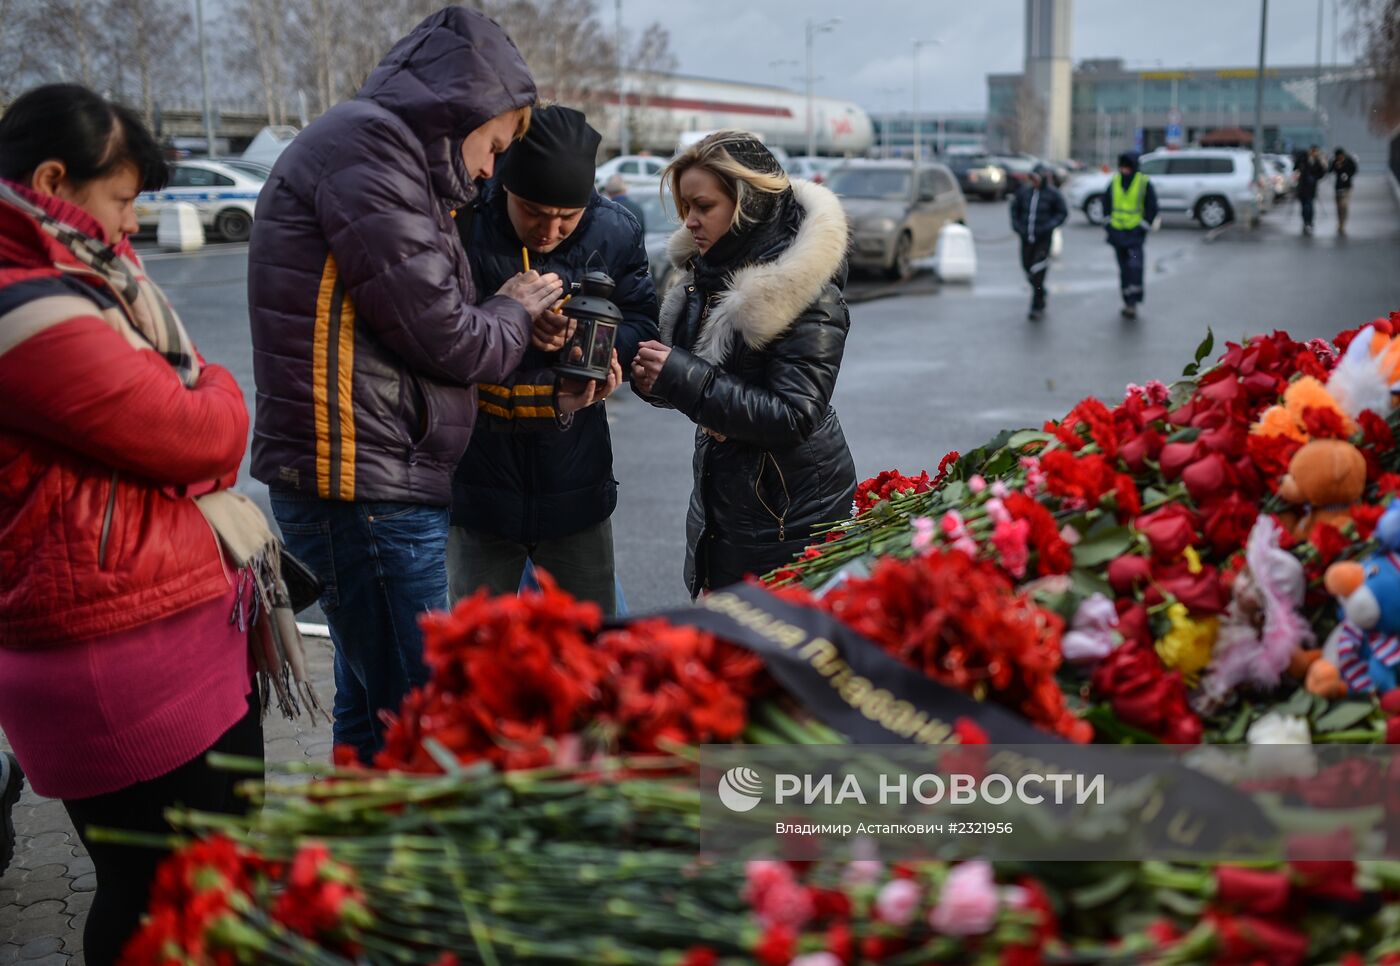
top-left (603, 175), bottom-right (646, 232)
top-left (1010, 163), bottom-right (1067, 320)
top-left (1296, 145), bottom-right (1328, 236)
top-left (1332, 147), bottom-right (1358, 236)
top-left (1104, 151), bottom-right (1159, 320)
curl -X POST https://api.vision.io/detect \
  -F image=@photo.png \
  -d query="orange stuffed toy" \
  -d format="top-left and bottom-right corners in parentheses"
top-left (1276, 438), bottom-right (1367, 539)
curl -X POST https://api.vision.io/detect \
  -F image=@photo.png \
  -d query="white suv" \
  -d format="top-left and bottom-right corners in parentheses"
top-left (1066, 149), bottom-right (1265, 230)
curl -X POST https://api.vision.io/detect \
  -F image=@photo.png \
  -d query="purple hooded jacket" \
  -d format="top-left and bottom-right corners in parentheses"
top-left (248, 7), bottom-right (538, 506)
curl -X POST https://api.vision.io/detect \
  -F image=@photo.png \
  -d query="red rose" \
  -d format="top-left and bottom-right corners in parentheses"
top-left (1388, 716), bottom-right (1400, 744)
top-left (1309, 523), bottom-right (1350, 567)
top-left (1108, 555), bottom-right (1152, 594)
top-left (1201, 496), bottom-right (1259, 555)
top-left (1196, 374), bottom-right (1241, 406)
top-left (1299, 759), bottom-right (1383, 808)
top-left (1209, 912), bottom-right (1309, 966)
top-left (1114, 603), bottom-right (1152, 647)
top-left (1199, 423), bottom-right (1248, 458)
top-left (1135, 505), bottom-right (1200, 559)
top-left (754, 924), bottom-right (796, 966)
top-left (1181, 452), bottom-right (1233, 503)
top-left (1152, 562), bottom-right (1228, 614)
top-left (1241, 370), bottom-right (1283, 398)
top-left (1091, 643), bottom-right (1202, 743)
top-left (1159, 440), bottom-right (1203, 480)
top-left (826, 922), bottom-right (854, 962)
top-left (681, 949), bottom-right (719, 966)
top-left (1381, 690), bottom-right (1400, 716)
top-left (1214, 866), bottom-right (1291, 916)
top-left (1119, 428), bottom-right (1164, 473)
top-left (1292, 858), bottom-right (1363, 903)
top-left (1358, 409), bottom-right (1396, 452)
top-left (1378, 473), bottom-right (1400, 497)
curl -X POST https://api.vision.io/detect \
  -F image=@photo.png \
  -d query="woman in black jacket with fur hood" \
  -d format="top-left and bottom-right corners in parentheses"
top-left (632, 130), bottom-right (856, 597)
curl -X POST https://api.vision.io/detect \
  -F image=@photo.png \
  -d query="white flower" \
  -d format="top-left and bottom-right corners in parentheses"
top-left (1246, 712), bottom-right (1311, 745)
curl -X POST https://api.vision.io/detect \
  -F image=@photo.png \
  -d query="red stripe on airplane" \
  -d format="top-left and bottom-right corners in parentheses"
top-left (600, 91), bottom-right (794, 118)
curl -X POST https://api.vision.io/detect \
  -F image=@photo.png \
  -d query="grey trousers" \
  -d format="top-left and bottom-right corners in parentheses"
top-left (446, 518), bottom-right (617, 616)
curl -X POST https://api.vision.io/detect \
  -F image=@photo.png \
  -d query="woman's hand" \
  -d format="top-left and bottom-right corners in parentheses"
top-left (498, 271), bottom-right (564, 318)
top-left (558, 351), bottom-right (623, 413)
top-left (631, 340), bottom-right (671, 395)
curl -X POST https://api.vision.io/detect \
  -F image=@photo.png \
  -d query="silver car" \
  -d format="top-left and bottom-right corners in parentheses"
top-left (632, 188), bottom-right (682, 294)
top-left (1065, 149), bottom-right (1264, 230)
top-left (827, 160), bottom-right (968, 280)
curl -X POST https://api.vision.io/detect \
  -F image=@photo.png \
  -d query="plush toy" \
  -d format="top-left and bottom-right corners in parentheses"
top-left (1322, 500), bottom-right (1400, 695)
top-left (1277, 438), bottom-right (1368, 539)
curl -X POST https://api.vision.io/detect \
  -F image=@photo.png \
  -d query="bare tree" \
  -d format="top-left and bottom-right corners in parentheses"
top-left (112, 0), bottom-right (196, 127)
top-left (1009, 79), bottom-right (1046, 155)
top-left (19, 0), bottom-right (106, 91)
top-left (0, 0), bottom-right (38, 107)
top-left (228, 0), bottom-right (292, 124)
top-left (1344, 0), bottom-right (1400, 129)
top-left (622, 21), bottom-right (678, 152)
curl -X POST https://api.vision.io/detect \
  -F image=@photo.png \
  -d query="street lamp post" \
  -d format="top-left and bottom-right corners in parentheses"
top-left (805, 18), bottom-right (840, 159)
top-left (194, 0), bottom-right (216, 158)
top-left (910, 38), bottom-right (940, 165)
top-left (1252, 0), bottom-right (1268, 180)
top-left (616, 0), bottom-right (628, 156)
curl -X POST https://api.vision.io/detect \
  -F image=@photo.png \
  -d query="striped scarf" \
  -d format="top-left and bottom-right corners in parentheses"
top-left (0, 180), bottom-right (324, 723)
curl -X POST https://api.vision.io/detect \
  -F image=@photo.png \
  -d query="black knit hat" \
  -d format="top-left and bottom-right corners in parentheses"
top-left (500, 105), bottom-right (600, 208)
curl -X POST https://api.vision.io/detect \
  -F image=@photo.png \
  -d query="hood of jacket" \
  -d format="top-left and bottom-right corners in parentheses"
top-left (356, 6), bottom-right (536, 207)
top-left (661, 178), bottom-right (849, 363)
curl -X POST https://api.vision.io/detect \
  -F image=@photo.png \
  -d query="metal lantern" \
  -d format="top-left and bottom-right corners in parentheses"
top-left (555, 270), bottom-right (622, 382)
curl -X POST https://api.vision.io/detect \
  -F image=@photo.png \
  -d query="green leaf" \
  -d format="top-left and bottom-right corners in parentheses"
top-left (1194, 327), bottom-right (1216, 365)
top-left (1221, 702), bottom-right (1254, 743)
top-left (1006, 429), bottom-right (1053, 450)
top-left (1154, 887), bottom-right (1205, 918)
top-left (1166, 427), bottom-right (1201, 444)
top-left (1181, 362), bottom-right (1200, 378)
top-left (1312, 701), bottom-right (1376, 734)
top-left (1070, 567), bottom-right (1115, 601)
top-left (1070, 867), bottom-right (1139, 909)
top-left (1072, 526), bottom-right (1136, 568)
top-left (1275, 687), bottom-right (1315, 719)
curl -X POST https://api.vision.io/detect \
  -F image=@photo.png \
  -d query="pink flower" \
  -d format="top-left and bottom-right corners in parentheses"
top-left (928, 861), bottom-right (999, 936)
top-left (1144, 379), bottom-right (1170, 404)
top-left (755, 880), bottom-right (816, 930)
top-left (939, 510), bottom-right (966, 538)
top-left (1125, 382), bottom-right (1146, 401)
top-left (1020, 456), bottom-right (1045, 498)
top-left (951, 536), bottom-right (979, 558)
top-left (968, 474), bottom-right (987, 494)
top-left (1059, 524), bottom-right (1081, 546)
top-left (911, 516), bottom-right (936, 553)
top-left (1062, 593), bottom-right (1120, 664)
top-left (745, 860), bottom-right (795, 905)
top-left (991, 480), bottom-right (1009, 499)
top-left (842, 859), bottom-right (885, 888)
top-left (986, 498), bottom-right (1011, 524)
top-left (875, 878), bottom-right (922, 927)
top-left (991, 516), bottom-right (1031, 579)
top-left (790, 955), bottom-right (842, 966)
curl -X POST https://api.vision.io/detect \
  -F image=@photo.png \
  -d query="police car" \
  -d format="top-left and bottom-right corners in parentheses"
top-left (136, 160), bottom-right (266, 242)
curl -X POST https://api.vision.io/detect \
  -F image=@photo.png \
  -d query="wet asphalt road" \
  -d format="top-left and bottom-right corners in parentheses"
top-left (143, 176), bottom-right (1400, 615)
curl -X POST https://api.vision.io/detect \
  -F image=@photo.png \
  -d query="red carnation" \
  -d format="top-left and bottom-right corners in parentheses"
top-left (1134, 505), bottom-right (1200, 560)
top-left (1301, 405), bottom-right (1349, 440)
top-left (1358, 408), bottom-right (1396, 453)
top-left (1214, 866), bottom-right (1291, 916)
top-left (1201, 495), bottom-right (1259, 556)
top-left (1308, 522), bottom-right (1351, 567)
top-left (1091, 643), bottom-right (1201, 743)
top-left (754, 923), bottom-right (797, 966)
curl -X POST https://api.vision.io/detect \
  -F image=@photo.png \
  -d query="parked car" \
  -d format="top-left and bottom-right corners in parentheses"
top-left (987, 154), bottom-right (1038, 193)
top-left (1262, 157), bottom-right (1290, 203)
top-left (785, 155), bottom-right (840, 183)
top-left (826, 160), bottom-right (967, 280)
top-left (633, 187), bottom-right (681, 294)
top-left (135, 159), bottom-right (266, 241)
top-left (594, 154), bottom-right (668, 192)
top-left (946, 153), bottom-right (1007, 201)
top-left (1266, 153), bottom-right (1295, 199)
top-left (1064, 149), bottom-right (1264, 230)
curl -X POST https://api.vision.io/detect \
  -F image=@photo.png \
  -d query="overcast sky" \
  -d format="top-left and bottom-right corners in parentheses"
top-left (620, 0), bottom-right (1358, 113)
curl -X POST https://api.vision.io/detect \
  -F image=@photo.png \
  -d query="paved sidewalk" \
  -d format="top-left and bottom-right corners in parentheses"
top-left (0, 636), bottom-right (337, 965)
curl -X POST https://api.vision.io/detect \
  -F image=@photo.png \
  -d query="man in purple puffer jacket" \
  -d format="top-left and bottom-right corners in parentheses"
top-left (248, 7), bottom-right (614, 760)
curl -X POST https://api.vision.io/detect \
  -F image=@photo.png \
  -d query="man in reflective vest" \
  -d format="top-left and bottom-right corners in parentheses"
top-left (1105, 151), bottom-right (1159, 320)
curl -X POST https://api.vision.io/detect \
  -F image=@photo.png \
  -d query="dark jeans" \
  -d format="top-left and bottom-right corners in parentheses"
top-left (1113, 241), bottom-right (1145, 305)
top-left (270, 493), bottom-right (449, 760)
top-left (62, 696), bottom-right (263, 966)
top-left (1300, 195), bottom-right (1316, 227)
top-left (446, 518), bottom-right (616, 616)
top-left (1019, 237), bottom-right (1053, 309)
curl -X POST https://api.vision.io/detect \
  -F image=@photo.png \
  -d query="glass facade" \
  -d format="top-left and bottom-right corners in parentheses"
top-left (988, 60), bottom-right (1327, 164)
top-left (868, 113), bottom-right (989, 159)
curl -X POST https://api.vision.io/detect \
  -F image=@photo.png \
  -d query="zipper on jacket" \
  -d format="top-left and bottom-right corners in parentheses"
top-left (98, 469), bottom-right (118, 570)
top-left (754, 453), bottom-right (790, 543)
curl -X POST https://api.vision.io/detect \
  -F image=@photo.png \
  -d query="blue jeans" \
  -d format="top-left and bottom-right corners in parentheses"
top-left (1300, 196), bottom-right (1315, 227)
top-left (270, 493), bottom-right (449, 761)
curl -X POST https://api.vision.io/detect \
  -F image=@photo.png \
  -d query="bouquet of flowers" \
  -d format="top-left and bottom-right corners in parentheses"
top-left (121, 311), bottom-right (1400, 966)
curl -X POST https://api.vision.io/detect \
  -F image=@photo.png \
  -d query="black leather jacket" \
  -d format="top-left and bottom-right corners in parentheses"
top-left (644, 180), bottom-right (856, 596)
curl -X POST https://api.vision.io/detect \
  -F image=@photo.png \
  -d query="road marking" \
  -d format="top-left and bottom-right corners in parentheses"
top-left (139, 242), bottom-right (251, 261)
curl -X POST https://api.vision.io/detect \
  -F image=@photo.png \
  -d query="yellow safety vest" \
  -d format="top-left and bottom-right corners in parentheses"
top-left (1110, 173), bottom-right (1147, 231)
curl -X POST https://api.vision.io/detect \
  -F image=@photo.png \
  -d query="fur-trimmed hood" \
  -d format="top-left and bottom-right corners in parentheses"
top-left (658, 179), bottom-right (849, 363)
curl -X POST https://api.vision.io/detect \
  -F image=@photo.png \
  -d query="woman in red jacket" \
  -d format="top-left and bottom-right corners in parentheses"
top-left (0, 85), bottom-right (263, 964)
